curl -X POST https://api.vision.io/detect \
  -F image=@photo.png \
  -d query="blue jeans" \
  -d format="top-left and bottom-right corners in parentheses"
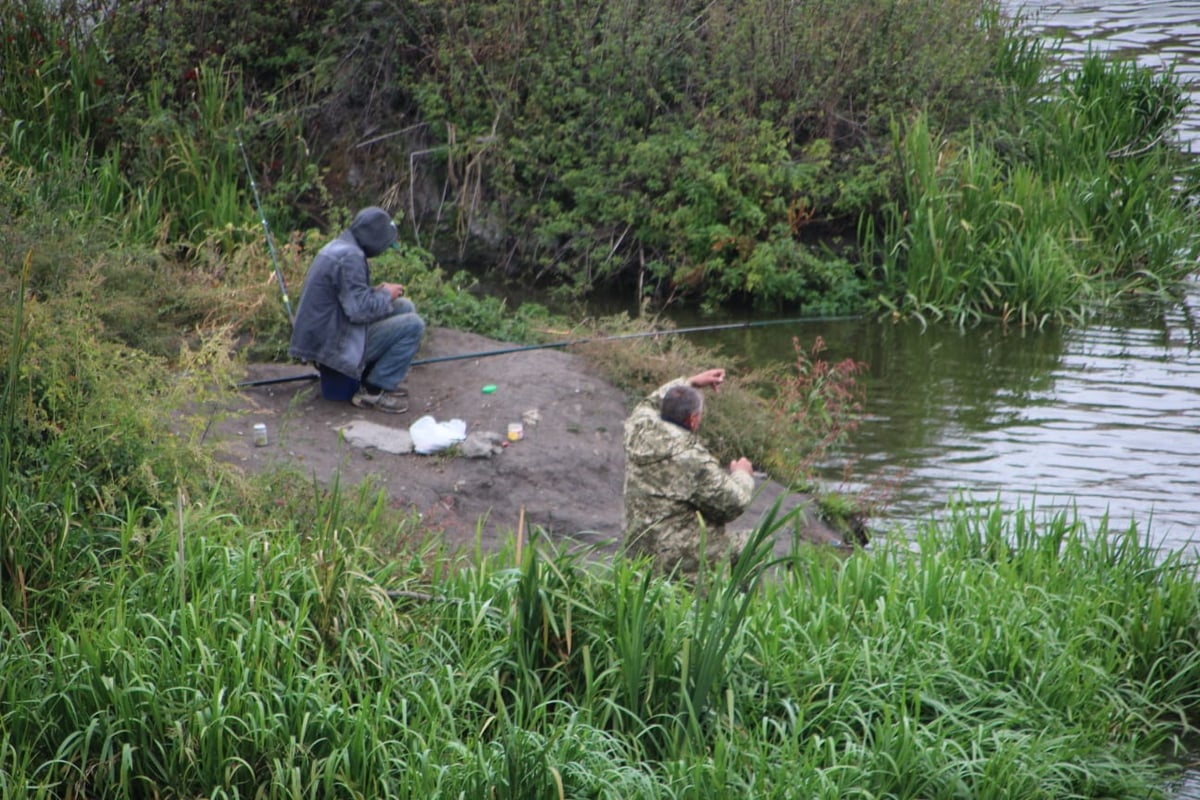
top-left (362, 298), bottom-right (425, 391)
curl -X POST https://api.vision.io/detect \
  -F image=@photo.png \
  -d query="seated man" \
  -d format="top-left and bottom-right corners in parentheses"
top-left (289, 206), bottom-right (425, 413)
top-left (622, 367), bottom-right (755, 576)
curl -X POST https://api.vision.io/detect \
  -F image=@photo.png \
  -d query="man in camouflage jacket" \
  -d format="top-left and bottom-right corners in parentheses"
top-left (622, 368), bottom-right (755, 575)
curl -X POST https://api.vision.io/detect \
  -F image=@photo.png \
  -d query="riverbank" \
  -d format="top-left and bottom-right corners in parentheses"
top-left (8, 315), bottom-right (1200, 798)
top-left (214, 326), bottom-right (849, 556)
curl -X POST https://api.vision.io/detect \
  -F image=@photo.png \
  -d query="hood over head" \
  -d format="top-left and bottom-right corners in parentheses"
top-left (350, 207), bottom-right (398, 256)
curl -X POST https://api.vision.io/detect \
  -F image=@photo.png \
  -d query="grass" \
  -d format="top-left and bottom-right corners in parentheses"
top-left (1, 291), bottom-right (1197, 797)
top-left (3, 474), bottom-right (1199, 797)
top-left (864, 54), bottom-right (1200, 326)
top-left (4, 4), bottom-right (1200, 795)
top-left (1, 285), bottom-right (1198, 796)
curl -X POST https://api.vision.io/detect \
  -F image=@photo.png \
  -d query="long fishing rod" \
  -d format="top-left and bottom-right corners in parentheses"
top-left (408, 316), bottom-right (817, 367)
top-left (237, 128), bottom-right (295, 326)
top-left (235, 316), bottom-right (823, 388)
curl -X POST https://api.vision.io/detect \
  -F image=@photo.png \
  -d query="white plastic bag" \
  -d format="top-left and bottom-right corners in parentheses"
top-left (409, 415), bottom-right (468, 454)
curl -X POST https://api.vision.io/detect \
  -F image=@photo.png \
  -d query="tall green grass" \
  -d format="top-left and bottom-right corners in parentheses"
top-left (866, 54), bottom-right (1200, 326)
top-left (0, 0), bottom-right (111, 166)
top-left (0, 256), bottom-right (32, 617)
top-left (0, 0), bottom-right (294, 250)
top-left (120, 62), bottom-right (252, 244)
top-left (3, 465), bottom-right (1199, 798)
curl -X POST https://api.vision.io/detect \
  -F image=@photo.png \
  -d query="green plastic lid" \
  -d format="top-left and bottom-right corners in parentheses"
top-left (481, 384), bottom-right (497, 394)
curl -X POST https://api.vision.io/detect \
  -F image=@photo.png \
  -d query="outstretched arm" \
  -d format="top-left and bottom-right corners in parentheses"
top-left (687, 368), bottom-right (726, 392)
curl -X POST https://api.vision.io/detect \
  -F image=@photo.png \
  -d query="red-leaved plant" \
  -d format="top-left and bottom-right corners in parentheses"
top-left (764, 336), bottom-right (865, 485)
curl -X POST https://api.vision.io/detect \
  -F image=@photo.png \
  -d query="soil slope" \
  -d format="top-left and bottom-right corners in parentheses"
top-left (210, 327), bottom-right (847, 557)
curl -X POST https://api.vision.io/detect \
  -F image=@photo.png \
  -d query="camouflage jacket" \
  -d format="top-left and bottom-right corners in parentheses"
top-left (622, 378), bottom-right (755, 574)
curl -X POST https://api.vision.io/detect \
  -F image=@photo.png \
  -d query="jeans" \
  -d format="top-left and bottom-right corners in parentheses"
top-left (362, 298), bottom-right (425, 391)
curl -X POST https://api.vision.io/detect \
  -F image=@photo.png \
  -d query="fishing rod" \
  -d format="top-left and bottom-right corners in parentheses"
top-left (408, 316), bottom-right (819, 367)
top-left (235, 316), bottom-right (825, 388)
top-left (237, 128), bottom-right (295, 326)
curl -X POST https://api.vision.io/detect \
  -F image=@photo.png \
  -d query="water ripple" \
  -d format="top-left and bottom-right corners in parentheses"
top-left (815, 299), bottom-right (1200, 548)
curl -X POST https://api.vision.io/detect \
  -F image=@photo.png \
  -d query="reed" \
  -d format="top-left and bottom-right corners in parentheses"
top-left (0, 0), bottom-right (110, 166)
top-left (1, 9), bottom-right (258, 250)
top-left (3, 483), bottom-right (1199, 797)
top-left (867, 53), bottom-right (1200, 325)
top-left (0, 257), bottom-right (31, 617)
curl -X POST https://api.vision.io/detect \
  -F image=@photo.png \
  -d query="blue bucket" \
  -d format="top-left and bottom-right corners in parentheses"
top-left (317, 365), bottom-right (360, 402)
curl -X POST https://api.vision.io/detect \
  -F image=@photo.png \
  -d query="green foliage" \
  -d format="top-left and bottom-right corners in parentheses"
top-left (0, 267), bottom-right (199, 621)
top-left (0, 171), bottom-right (285, 362)
top-left (0, 0), bottom-right (115, 166)
top-left (866, 114), bottom-right (1087, 327)
top-left (116, 62), bottom-right (248, 242)
top-left (391, 264), bottom-right (555, 346)
top-left (987, 3), bottom-right (1051, 95)
top-left (100, 0), bottom-right (342, 96)
top-left (1032, 56), bottom-right (1200, 287)
top-left (5, 3), bottom-right (1200, 791)
top-left (0, 259), bottom-right (31, 620)
top-left (386, 0), bottom-right (1017, 310)
top-left (516, 115), bottom-right (859, 310)
top-left (866, 54), bottom-right (1200, 325)
top-left (10, 311), bottom-right (175, 513)
top-left (581, 319), bottom-right (866, 489)
top-left (0, 1), bottom-right (326, 252)
top-left (10, 0), bottom-right (1196, 320)
top-left (754, 336), bottom-right (867, 486)
top-left (297, 229), bottom-right (558, 346)
top-left (3, 474), bottom-right (1199, 797)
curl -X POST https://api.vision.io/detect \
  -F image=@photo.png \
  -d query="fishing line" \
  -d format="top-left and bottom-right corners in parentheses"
top-left (235, 315), bottom-right (839, 388)
top-left (406, 316), bottom-right (825, 366)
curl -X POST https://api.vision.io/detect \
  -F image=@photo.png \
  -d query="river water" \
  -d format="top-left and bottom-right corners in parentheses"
top-left (689, 2), bottom-right (1200, 561)
top-left (702, 287), bottom-right (1200, 554)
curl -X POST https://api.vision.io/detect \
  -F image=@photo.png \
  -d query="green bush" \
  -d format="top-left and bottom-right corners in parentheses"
top-left (7, 0), bottom-right (1197, 321)
top-left (390, 0), bottom-right (1016, 309)
top-left (0, 264), bottom-right (230, 621)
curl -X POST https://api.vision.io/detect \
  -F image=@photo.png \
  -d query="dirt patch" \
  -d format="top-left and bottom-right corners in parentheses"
top-left (207, 327), bottom-right (847, 557)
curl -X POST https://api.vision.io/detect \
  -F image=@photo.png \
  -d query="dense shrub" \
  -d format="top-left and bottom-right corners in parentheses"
top-left (1, 0), bottom-right (1021, 314)
top-left (2, 0), bottom-right (1196, 325)
top-left (386, 0), bottom-right (1017, 308)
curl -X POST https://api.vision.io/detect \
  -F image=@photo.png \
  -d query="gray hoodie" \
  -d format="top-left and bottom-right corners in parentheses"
top-left (288, 207), bottom-right (399, 378)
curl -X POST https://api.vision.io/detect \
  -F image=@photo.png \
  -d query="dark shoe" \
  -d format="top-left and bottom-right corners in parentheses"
top-left (351, 387), bottom-right (409, 414)
top-left (361, 382), bottom-right (408, 398)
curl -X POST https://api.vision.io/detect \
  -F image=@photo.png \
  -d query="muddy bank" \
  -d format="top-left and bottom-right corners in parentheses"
top-left (208, 327), bottom-right (849, 557)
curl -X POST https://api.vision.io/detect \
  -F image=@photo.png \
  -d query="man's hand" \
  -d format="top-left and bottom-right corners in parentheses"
top-left (730, 457), bottom-right (753, 475)
top-left (379, 282), bottom-right (405, 301)
top-left (687, 368), bottom-right (726, 392)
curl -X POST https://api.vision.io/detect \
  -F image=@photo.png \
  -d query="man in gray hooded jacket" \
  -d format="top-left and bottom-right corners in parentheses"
top-left (289, 207), bottom-right (425, 413)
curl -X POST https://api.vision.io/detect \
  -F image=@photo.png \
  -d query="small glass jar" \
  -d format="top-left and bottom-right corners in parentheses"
top-left (253, 423), bottom-right (268, 446)
top-left (507, 422), bottom-right (524, 442)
